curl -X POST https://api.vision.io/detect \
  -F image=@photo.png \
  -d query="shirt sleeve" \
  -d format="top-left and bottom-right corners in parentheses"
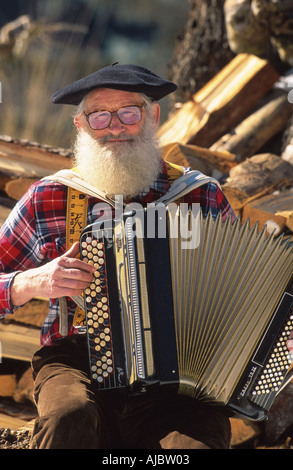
top-left (0, 183), bottom-right (42, 316)
top-left (184, 181), bottom-right (236, 222)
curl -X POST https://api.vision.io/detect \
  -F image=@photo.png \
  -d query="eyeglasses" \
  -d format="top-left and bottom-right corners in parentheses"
top-left (84, 104), bottom-right (145, 130)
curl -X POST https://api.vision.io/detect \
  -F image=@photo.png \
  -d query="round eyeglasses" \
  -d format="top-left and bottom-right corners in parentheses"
top-left (84, 104), bottom-right (145, 130)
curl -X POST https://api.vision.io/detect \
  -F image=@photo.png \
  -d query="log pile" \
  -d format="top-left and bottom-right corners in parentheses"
top-left (0, 53), bottom-right (293, 448)
top-left (159, 53), bottom-right (293, 234)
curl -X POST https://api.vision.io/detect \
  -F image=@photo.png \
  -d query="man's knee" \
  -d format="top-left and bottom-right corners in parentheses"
top-left (160, 430), bottom-right (211, 449)
top-left (30, 400), bottom-right (100, 449)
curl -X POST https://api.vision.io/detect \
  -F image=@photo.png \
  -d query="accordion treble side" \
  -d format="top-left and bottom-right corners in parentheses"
top-left (80, 207), bottom-right (293, 421)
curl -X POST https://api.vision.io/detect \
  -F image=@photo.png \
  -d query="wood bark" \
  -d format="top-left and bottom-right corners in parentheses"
top-left (0, 324), bottom-right (40, 362)
top-left (161, 142), bottom-right (237, 176)
top-left (210, 90), bottom-right (293, 162)
top-left (242, 190), bottom-right (293, 235)
top-left (0, 135), bottom-right (71, 178)
top-left (5, 177), bottom-right (39, 201)
top-left (221, 153), bottom-right (293, 215)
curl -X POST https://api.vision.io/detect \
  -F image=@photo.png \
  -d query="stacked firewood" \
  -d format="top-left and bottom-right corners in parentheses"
top-left (159, 53), bottom-right (293, 236)
top-left (0, 53), bottom-right (293, 447)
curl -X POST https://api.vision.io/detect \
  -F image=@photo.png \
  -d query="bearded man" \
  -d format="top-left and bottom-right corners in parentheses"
top-left (0, 64), bottom-right (234, 449)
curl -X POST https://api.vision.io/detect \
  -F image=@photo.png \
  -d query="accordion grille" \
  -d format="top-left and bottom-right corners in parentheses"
top-left (168, 211), bottom-right (293, 404)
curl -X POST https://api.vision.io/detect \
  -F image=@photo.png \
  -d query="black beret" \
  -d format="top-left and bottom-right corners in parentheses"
top-left (50, 63), bottom-right (177, 105)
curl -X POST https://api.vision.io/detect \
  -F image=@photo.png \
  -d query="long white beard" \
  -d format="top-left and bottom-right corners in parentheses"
top-left (73, 122), bottom-right (162, 199)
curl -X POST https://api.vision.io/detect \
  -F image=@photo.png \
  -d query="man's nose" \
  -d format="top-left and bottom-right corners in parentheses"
top-left (108, 115), bottom-right (125, 134)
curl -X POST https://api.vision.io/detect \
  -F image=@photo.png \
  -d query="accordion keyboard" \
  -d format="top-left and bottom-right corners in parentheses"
top-left (81, 236), bottom-right (114, 384)
top-left (251, 306), bottom-right (293, 404)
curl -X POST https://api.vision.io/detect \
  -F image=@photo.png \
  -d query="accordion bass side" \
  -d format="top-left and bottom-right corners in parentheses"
top-left (80, 206), bottom-right (293, 421)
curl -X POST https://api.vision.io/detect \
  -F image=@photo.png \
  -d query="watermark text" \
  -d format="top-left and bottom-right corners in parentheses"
top-left (91, 197), bottom-right (201, 249)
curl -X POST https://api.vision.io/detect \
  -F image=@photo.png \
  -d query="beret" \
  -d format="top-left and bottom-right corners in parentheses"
top-left (50, 63), bottom-right (177, 105)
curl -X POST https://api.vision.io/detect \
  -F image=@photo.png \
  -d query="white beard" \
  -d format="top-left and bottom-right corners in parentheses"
top-left (73, 120), bottom-right (162, 200)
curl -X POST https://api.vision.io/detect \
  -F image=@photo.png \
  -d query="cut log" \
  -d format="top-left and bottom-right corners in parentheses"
top-left (13, 368), bottom-right (34, 404)
top-left (242, 189), bottom-right (293, 235)
top-left (0, 135), bottom-right (71, 178)
top-left (0, 174), bottom-right (11, 192)
top-left (0, 323), bottom-right (40, 361)
top-left (5, 177), bottom-right (39, 201)
top-left (161, 142), bottom-right (237, 176)
top-left (0, 375), bottom-right (17, 398)
top-left (2, 298), bottom-right (49, 328)
top-left (230, 418), bottom-right (261, 448)
top-left (210, 90), bottom-right (293, 162)
top-left (222, 153), bottom-right (293, 215)
top-left (0, 413), bottom-right (28, 430)
top-left (157, 54), bottom-right (279, 148)
top-left (0, 205), bottom-right (13, 227)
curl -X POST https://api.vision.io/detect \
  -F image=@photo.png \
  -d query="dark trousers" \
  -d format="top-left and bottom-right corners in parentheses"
top-left (29, 335), bottom-right (231, 449)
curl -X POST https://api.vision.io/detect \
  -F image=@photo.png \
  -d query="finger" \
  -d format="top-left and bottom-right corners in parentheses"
top-left (58, 256), bottom-right (96, 274)
top-left (57, 277), bottom-right (92, 291)
top-left (57, 266), bottom-right (95, 282)
top-left (62, 242), bottom-right (80, 259)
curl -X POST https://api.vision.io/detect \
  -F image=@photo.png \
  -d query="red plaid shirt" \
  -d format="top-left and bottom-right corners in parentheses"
top-left (0, 161), bottom-right (234, 346)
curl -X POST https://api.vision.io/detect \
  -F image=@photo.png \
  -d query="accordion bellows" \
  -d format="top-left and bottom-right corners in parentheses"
top-left (80, 207), bottom-right (293, 420)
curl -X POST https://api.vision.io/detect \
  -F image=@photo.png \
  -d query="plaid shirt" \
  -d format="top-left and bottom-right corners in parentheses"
top-left (0, 160), bottom-right (234, 346)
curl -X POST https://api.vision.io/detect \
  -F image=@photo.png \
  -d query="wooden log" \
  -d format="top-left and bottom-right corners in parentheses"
top-left (210, 91), bottom-right (293, 162)
top-left (0, 413), bottom-right (29, 430)
top-left (5, 177), bottom-right (39, 201)
top-left (222, 153), bottom-right (293, 215)
top-left (0, 323), bottom-right (40, 361)
top-left (0, 375), bottom-right (17, 398)
top-left (13, 368), bottom-right (34, 404)
top-left (3, 298), bottom-right (49, 328)
top-left (0, 196), bottom-right (15, 226)
top-left (0, 135), bottom-right (71, 178)
top-left (0, 174), bottom-right (11, 192)
top-left (230, 418), bottom-right (261, 448)
top-left (0, 205), bottom-right (13, 227)
top-left (157, 54), bottom-right (279, 148)
top-left (161, 142), bottom-right (237, 176)
top-left (242, 190), bottom-right (293, 235)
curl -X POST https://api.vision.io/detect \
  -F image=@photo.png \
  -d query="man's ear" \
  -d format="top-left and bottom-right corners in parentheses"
top-left (74, 115), bottom-right (82, 130)
top-left (151, 103), bottom-right (160, 129)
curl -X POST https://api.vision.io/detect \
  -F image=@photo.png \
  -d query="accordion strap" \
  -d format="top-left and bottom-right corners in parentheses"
top-left (42, 168), bottom-right (117, 207)
top-left (154, 168), bottom-right (221, 206)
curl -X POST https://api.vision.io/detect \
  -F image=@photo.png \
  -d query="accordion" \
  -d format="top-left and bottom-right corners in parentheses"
top-left (80, 205), bottom-right (293, 421)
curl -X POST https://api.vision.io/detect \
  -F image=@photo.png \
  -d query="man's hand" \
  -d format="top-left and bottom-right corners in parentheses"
top-left (11, 242), bottom-right (96, 306)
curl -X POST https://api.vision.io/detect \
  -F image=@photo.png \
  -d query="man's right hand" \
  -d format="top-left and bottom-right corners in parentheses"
top-left (10, 242), bottom-right (96, 307)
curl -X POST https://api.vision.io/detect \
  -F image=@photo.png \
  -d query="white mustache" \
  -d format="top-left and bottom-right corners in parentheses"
top-left (99, 133), bottom-right (134, 143)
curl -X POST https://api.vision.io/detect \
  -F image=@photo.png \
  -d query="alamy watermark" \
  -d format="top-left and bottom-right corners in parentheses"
top-left (91, 196), bottom-right (201, 249)
top-left (288, 89), bottom-right (293, 104)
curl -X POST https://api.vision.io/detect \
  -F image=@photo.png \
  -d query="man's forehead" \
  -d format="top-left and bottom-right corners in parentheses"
top-left (85, 88), bottom-right (143, 109)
